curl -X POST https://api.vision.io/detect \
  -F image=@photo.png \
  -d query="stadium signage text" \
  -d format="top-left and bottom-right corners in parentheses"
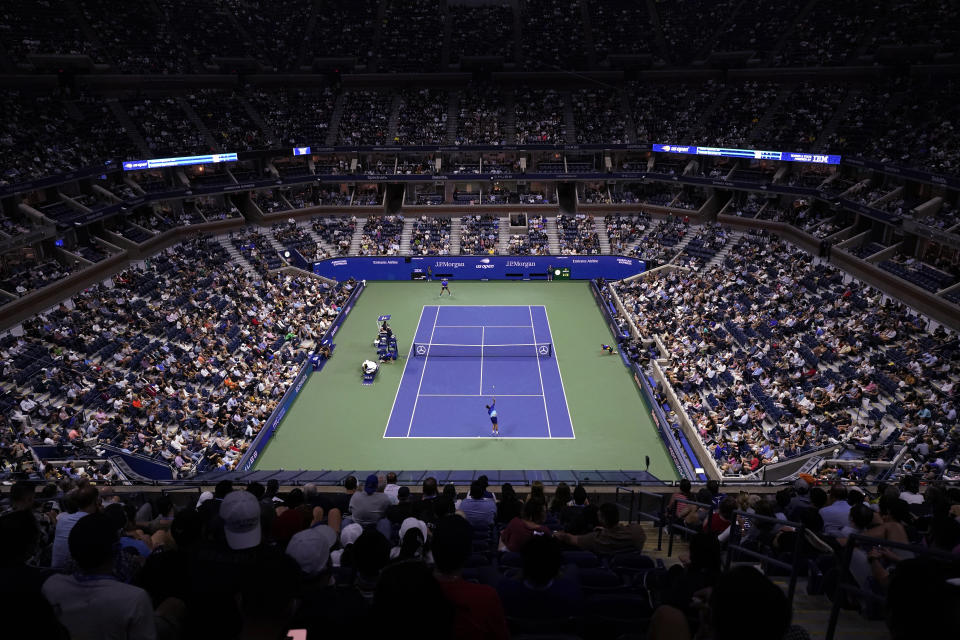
top-left (312, 255), bottom-right (646, 281)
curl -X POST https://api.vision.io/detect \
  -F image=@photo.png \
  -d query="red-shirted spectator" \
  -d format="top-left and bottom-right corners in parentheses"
top-left (433, 515), bottom-right (509, 640)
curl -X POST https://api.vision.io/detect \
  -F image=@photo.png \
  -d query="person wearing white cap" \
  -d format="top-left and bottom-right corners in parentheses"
top-left (220, 491), bottom-right (262, 550)
top-left (330, 523), bottom-right (363, 568)
top-left (390, 517), bottom-right (432, 564)
top-left (286, 525), bottom-right (338, 578)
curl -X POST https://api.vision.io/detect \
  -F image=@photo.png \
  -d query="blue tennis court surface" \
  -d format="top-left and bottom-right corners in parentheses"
top-left (384, 305), bottom-right (574, 439)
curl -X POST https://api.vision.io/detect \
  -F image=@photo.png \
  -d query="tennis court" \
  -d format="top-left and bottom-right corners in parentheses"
top-left (383, 305), bottom-right (574, 438)
top-left (252, 281), bottom-right (677, 480)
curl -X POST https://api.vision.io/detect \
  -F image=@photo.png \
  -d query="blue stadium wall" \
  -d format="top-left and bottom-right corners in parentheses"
top-left (310, 255), bottom-right (647, 281)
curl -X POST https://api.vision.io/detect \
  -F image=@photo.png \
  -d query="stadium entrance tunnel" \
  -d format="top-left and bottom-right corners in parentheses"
top-left (385, 183), bottom-right (405, 213)
top-left (557, 182), bottom-right (577, 213)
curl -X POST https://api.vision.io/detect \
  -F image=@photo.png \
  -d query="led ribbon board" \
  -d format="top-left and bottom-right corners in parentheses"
top-left (122, 153), bottom-right (239, 171)
top-left (654, 144), bottom-right (840, 165)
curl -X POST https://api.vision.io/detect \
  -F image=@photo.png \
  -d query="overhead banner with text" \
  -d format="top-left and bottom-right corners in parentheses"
top-left (312, 255), bottom-right (647, 281)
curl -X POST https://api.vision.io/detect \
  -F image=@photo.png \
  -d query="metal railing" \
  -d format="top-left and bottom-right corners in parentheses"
top-left (725, 510), bottom-right (806, 605)
top-left (824, 533), bottom-right (960, 640)
top-left (615, 486), bottom-right (667, 550)
top-left (666, 498), bottom-right (714, 557)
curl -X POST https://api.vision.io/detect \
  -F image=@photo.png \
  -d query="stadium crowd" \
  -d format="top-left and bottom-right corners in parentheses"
top-left (0, 235), bottom-right (353, 479)
top-left (358, 216), bottom-right (404, 256)
top-left (410, 216), bottom-right (451, 256)
top-left (460, 215), bottom-right (500, 256)
top-left (612, 231), bottom-right (959, 480)
top-left (0, 472), bottom-right (957, 639)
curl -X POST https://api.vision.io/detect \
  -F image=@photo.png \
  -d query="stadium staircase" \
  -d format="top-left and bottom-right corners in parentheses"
top-left (579, 1), bottom-right (597, 69)
top-left (399, 217), bottom-right (415, 256)
top-left (263, 228), bottom-right (288, 264)
top-left (620, 92), bottom-right (639, 143)
top-left (498, 215), bottom-right (513, 254)
top-left (325, 93), bottom-right (346, 146)
top-left (239, 96), bottom-right (276, 145)
top-left (348, 218), bottom-right (368, 255)
top-left (705, 230), bottom-right (743, 268)
top-left (666, 227), bottom-right (697, 264)
top-left (445, 92), bottom-right (459, 144)
top-left (596, 216), bottom-right (612, 254)
top-left (304, 224), bottom-right (337, 256)
top-left (296, 1), bottom-right (321, 69)
top-left (645, 0), bottom-right (671, 62)
top-left (750, 84), bottom-right (794, 143)
top-left (109, 102), bottom-right (152, 158)
top-left (545, 217), bottom-right (562, 254)
top-left (439, 0), bottom-right (452, 69)
top-left (386, 93), bottom-right (402, 142)
top-left (449, 217), bottom-right (462, 255)
top-left (217, 235), bottom-right (258, 274)
top-left (813, 87), bottom-right (859, 152)
top-left (764, 0), bottom-right (818, 65)
top-left (627, 223), bottom-right (657, 256)
top-left (562, 91), bottom-right (576, 143)
top-left (503, 92), bottom-right (517, 142)
top-left (177, 97), bottom-right (220, 151)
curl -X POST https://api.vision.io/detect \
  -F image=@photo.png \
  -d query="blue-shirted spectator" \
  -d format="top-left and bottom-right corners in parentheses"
top-left (459, 480), bottom-right (497, 530)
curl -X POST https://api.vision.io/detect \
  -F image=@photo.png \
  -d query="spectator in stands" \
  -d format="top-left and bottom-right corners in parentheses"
top-left (348, 474), bottom-right (392, 535)
top-left (560, 484), bottom-right (599, 535)
top-left (272, 488), bottom-right (310, 544)
top-left (286, 521), bottom-right (338, 579)
top-left (50, 484), bottom-right (99, 569)
top-left (386, 486), bottom-right (415, 526)
top-left (413, 476), bottom-right (442, 525)
top-left (459, 479), bottom-right (497, 530)
top-left (501, 498), bottom-right (552, 552)
top-left (667, 479), bottom-right (694, 519)
top-left (373, 561), bottom-right (454, 638)
top-left (43, 513), bottom-right (158, 640)
top-left (496, 483), bottom-right (523, 525)
top-left (390, 517), bottom-right (432, 563)
top-left (820, 485), bottom-right (856, 539)
top-left (704, 497), bottom-right (737, 537)
top-left (886, 557), bottom-right (960, 640)
top-left (650, 533), bottom-right (722, 639)
top-left (0, 510), bottom-right (70, 640)
top-left (383, 471), bottom-right (401, 502)
top-left (433, 515), bottom-right (509, 640)
top-left (497, 534), bottom-right (584, 620)
top-left (899, 475), bottom-right (924, 504)
top-left (555, 502), bottom-right (647, 554)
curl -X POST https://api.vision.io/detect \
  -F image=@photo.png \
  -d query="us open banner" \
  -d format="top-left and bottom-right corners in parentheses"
top-left (312, 255), bottom-right (646, 281)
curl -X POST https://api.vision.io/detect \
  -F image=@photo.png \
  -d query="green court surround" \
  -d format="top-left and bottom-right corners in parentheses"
top-left (254, 280), bottom-right (677, 480)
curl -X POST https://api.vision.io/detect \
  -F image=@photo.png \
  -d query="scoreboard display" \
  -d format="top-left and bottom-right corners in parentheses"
top-left (552, 267), bottom-right (571, 280)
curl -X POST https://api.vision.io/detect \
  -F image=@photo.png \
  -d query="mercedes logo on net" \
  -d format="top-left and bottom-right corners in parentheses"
top-left (416, 345), bottom-right (427, 355)
top-left (538, 345), bottom-right (549, 355)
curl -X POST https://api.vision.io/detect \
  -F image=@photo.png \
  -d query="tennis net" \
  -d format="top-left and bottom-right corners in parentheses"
top-left (412, 342), bottom-right (552, 358)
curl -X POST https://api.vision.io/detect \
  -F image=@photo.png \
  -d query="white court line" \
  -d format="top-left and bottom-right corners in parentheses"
top-left (406, 306), bottom-right (439, 438)
top-left (529, 305), bottom-right (552, 438)
top-left (543, 306), bottom-right (576, 439)
top-left (384, 435), bottom-right (574, 440)
top-left (383, 305), bottom-right (427, 438)
top-left (434, 325), bottom-right (533, 328)
top-left (479, 326), bottom-right (484, 395)
top-left (419, 393), bottom-right (544, 397)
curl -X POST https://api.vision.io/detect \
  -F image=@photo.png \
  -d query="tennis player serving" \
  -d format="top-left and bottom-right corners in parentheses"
top-left (486, 396), bottom-right (499, 436)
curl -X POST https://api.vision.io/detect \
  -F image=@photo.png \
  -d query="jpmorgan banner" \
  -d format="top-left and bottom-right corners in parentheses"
top-left (312, 255), bottom-right (647, 281)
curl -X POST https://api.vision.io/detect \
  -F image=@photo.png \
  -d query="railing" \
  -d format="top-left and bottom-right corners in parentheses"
top-left (725, 510), bottom-right (806, 605)
top-left (666, 498), bottom-right (714, 557)
top-left (824, 533), bottom-right (960, 640)
top-left (615, 486), bottom-right (667, 550)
